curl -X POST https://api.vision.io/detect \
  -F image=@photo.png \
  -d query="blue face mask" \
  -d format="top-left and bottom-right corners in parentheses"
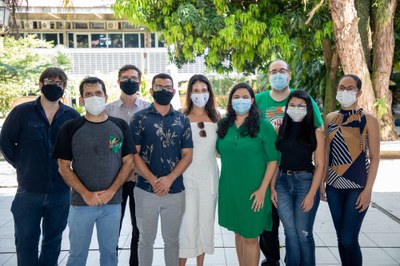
top-left (232, 98), bottom-right (252, 115)
top-left (270, 73), bottom-right (289, 91)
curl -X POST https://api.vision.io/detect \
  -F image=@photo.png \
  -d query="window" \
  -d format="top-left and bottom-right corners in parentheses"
top-left (91, 34), bottom-right (107, 48)
top-left (76, 34), bottom-right (89, 48)
top-left (57, 22), bottom-right (64, 29)
top-left (140, 33), bottom-right (145, 48)
top-left (123, 22), bottom-right (136, 29)
top-left (158, 38), bottom-right (165, 47)
top-left (91, 22), bottom-right (105, 29)
top-left (75, 22), bottom-right (88, 29)
top-left (68, 33), bottom-right (74, 48)
top-left (59, 33), bottom-right (64, 45)
top-left (124, 33), bottom-right (139, 48)
top-left (150, 33), bottom-right (156, 48)
top-left (109, 34), bottom-right (123, 48)
top-left (42, 33), bottom-right (58, 46)
top-left (150, 33), bottom-right (165, 48)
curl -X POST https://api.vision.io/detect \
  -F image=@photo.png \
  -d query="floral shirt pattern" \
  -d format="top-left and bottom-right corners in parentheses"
top-left (130, 104), bottom-right (193, 193)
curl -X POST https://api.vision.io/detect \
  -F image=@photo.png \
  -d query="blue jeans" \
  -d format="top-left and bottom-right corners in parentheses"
top-left (276, 171), bottom-right (319, 266)
top-left (326, 186), bottom-right (367, 266)
top-left (10, 188), bottom-right (70, 266)
top-left (66, 204), bottom-right (121, 266)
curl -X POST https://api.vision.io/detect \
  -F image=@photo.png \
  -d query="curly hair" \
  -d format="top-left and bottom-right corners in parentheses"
top-left (217, 83), bottom-right (261, 138)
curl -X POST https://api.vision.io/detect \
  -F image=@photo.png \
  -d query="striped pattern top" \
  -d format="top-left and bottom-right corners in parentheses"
top-left (327, 108), bottom-right (369, 189)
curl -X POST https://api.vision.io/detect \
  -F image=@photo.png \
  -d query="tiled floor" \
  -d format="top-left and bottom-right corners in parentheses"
top-left (1, 187), bottom-right (399, 265)
top-left (1, 158), bottom-right (400, 265)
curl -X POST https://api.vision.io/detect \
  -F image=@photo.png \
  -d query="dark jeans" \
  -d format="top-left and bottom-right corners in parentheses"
top-left (326, 186), bottom-right (367, 266)
top-left (119, 181), bottom-right (139, 266)
top-left (10, 188), bottom-right (69, 266)
top-left (276, 171), bottom-right (319, 266)
top-left (259, 204), bottom-right (280, 263)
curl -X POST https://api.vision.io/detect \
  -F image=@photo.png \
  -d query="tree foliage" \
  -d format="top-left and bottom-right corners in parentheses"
top-left (394, 2), bottom-right (400, 71)
top-left (113, 0), bottom-right (296, 74)
top-left (113, 0), bottom-right (334, 101)
top-left (0, 34), bottom-right (71, 117)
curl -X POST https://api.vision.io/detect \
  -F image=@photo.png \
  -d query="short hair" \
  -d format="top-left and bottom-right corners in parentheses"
top-left (79, 76), bottom-right (107, 97)
top-left (39, 67), bottom-right (68, 88)
top-left (152, 73), bottom-right (174, 88)
top-left (268, 59), bottom-right (290, 71)
top-left (118, 64), bottom-right (142, 80)
top-left (340, 74), bottom-right (362, 90)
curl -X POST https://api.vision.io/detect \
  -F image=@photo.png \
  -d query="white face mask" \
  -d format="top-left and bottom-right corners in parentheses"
top-left (336, 90), bottom-right (357, 107)
top-left (84, 96), bottom-right (106, 115)
top-left (286, 106), bottom-right (307, 122)
top-left (191, 92), bottom-right (210, 108)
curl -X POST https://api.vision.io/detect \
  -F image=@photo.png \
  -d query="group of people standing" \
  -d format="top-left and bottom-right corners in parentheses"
top-left (0, 59), bottom-right (380, 266)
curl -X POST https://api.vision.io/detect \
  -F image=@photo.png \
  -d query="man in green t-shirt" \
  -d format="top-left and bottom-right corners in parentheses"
top-left (255, 59), bottom-right (323, 266)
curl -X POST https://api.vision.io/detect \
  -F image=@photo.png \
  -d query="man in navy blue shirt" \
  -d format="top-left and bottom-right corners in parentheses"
top-left (130, 73), bottom-right (193, 266)
top-left (0, 67), bottom-right (80, 265)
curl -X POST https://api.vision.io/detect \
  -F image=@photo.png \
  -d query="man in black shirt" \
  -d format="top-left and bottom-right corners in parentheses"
top-left (0, 67), bottom-right (80, 265)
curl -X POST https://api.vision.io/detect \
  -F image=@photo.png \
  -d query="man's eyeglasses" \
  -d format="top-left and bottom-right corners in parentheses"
top-left (268, 68), bottom-right (289, 75)
top-left (120, 76), bottom-right (140, 83)
top-left (154, 85), bottom-right (174, 92)
top-left (197, 122), bottom-right (207, 138)
top-left (44, 78), bottom-right (64, 87)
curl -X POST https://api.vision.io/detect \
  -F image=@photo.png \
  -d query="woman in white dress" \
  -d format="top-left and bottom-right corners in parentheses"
top-left (179, 74), bottom-right (220, 266)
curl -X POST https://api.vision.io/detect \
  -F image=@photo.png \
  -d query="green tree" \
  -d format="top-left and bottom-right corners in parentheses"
top-left (113, 0), bottom-right (399, 140)
top-left (113, 0), bottom-right (335, 112)
top-left (113, 0), bottom-right (293, 73)
top-left (330, 0), bottom-right (398, 140)
top-left (0, 34), bottom-right (71, 117)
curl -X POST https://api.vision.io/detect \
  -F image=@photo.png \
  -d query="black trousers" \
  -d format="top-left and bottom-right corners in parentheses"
top-left (260, 204), bottom-right (280, 263)
top-left (119, 181), bottom-right (139, 266)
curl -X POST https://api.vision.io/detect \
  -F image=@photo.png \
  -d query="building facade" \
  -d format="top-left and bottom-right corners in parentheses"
top-left (13, 0), bottom-right (207, 81)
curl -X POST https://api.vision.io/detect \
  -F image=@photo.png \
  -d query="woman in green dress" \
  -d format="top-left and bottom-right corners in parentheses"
top-left (217, 83), bottom-right (279, 266)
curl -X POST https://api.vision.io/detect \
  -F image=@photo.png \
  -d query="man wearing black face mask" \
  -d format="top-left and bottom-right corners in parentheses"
top-left (0, 67), bottom-right (80, 265)
top-left (105, 64), bottom-right (150, 266)
top-left (130, 73), bottom-right (193, 266)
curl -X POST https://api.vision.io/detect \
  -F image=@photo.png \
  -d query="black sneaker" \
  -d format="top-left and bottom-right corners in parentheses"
top-left (261, 259), bottom-right (280, 266)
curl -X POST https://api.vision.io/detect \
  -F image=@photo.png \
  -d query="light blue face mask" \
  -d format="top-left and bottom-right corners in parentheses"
top-left (232, 98), bottom-right (252, 115)
top-left (269, 73), bottom-right (289, 91)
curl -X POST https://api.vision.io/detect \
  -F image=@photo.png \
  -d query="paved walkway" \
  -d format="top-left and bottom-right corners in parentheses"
top-left (0, 142), bottom-right (400, 265)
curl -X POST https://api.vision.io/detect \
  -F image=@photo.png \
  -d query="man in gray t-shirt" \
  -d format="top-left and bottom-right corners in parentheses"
top-left (53, 77), bottom-right (135, 266)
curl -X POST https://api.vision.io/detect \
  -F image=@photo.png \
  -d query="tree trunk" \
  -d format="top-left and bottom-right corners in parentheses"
top-left (371, 0), bottom-right (398, 140)
top-left (354, 0), bottom-right (372, 70)
top-left (322, 38), bottom-right (340, 118)
top-left (329, 0), bottom-right (376, 114)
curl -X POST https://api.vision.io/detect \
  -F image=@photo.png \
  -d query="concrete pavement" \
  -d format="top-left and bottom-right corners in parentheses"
top-left (0, 142), bottom-right (400, 265)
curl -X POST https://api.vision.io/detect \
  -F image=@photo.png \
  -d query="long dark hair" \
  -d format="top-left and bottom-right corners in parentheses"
top-left (217, 83), bottom-right (261, 138)
top-left (276, 90), bottom-right (317, 151)
top-left (183, 74), bottom-right (220, 123)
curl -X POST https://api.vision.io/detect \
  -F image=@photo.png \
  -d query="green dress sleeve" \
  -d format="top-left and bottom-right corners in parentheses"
top-left (259, 119), bottom-right (280, 163)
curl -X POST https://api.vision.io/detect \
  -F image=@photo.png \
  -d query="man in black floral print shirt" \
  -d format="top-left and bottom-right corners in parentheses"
top-left (130, 73), bottom-right (193, 266)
